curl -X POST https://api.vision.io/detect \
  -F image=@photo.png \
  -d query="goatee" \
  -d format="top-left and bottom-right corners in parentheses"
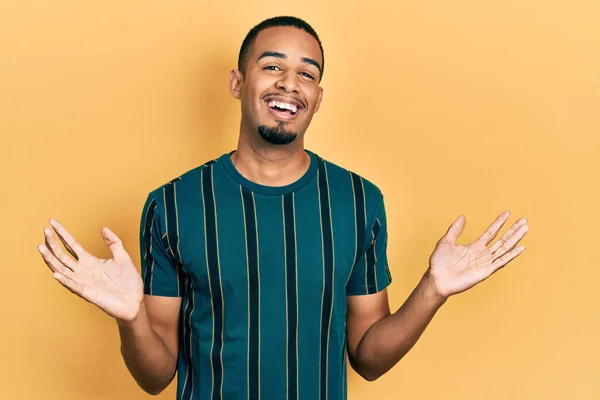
top-left (258, 122), bottom-right (298, 145)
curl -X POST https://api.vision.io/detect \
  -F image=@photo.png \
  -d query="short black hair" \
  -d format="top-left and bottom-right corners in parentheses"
top-left (237, 16), bottom-right (325, 81)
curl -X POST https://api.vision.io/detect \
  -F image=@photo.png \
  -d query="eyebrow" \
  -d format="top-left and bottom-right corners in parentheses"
top-left (257, 51), bottom-right (322, 76)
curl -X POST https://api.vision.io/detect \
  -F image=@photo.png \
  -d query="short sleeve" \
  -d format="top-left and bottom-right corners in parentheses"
top-left (139, 193), bottom-right (181, 297)
top-left (346, 195), bottom-right (392, 295)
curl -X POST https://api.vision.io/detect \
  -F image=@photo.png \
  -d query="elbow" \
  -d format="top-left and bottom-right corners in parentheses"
top-left (358, 371), bottom-right (382, 382)
top-left (141, 384), bottom-right (168, 396)
top-left (350, 359), bottom-right (383, 382)
top-left (135, 377), bottom-right (172, 396)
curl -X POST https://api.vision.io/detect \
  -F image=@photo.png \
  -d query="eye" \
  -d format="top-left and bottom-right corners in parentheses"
top-left (264, 66), bottom-right (280, 71)
top-left (300, 72), bottom-right (314, 80)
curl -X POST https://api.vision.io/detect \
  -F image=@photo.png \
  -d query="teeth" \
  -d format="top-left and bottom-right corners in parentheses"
top-left (268, 100), bottom-right (298, 113)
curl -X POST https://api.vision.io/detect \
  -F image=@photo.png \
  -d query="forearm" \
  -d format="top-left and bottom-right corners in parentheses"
top-left (352, 272), bottom-right (446, 381)
top-left (117, 302), bottom-right (177, 395)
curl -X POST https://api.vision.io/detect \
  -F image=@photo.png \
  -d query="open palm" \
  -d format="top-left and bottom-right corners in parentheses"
top-left (428, 211), bottom-right (529, 299)
top-left (37, 219), bottom-right (143, 321)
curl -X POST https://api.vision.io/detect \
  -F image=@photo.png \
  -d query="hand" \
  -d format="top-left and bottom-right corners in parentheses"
top-left (37, 219), bottom-right (144, 322)
top-left (427, 211), bottom-right (529, 299)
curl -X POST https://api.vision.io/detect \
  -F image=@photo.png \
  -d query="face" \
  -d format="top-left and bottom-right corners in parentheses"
top-left (229, 26), bottom-right (324, 146)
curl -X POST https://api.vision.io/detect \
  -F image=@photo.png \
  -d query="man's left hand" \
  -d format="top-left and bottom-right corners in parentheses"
top-left (427, 211), bottom-right (529, 300)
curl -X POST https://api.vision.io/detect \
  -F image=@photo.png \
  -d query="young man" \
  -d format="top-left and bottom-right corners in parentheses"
top-left (37, 16), bottom-right (529, 400)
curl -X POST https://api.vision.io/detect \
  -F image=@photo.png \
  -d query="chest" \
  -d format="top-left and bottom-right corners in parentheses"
top-left (174, 190), bottom-right (359, 320)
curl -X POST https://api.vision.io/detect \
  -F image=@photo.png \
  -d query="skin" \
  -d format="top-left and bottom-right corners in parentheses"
top-left (36, 26), bottom-right (529, 394)
top-left (228, 26), bottom-right (323, 187)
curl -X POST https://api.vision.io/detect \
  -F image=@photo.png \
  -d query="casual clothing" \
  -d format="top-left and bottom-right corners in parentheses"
top-left (139, 150), bottom-right (392, 400)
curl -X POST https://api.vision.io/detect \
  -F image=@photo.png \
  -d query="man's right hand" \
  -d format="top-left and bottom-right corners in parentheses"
top-left (37, 219), bottom-right (144, 322)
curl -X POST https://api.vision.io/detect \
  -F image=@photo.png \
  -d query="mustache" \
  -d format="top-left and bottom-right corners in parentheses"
top-left (261, 93), bottom-right (307, 109)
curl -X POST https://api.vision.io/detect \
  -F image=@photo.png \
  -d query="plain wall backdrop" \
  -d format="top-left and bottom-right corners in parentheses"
top-left (1, 1), bottom-right (599, 399)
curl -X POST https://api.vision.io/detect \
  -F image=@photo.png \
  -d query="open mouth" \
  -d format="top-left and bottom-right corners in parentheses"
top-left (266, 100), bottom-right (299, 116)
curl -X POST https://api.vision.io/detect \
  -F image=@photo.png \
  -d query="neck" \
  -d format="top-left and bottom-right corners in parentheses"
top-left (232, 125), bottom-right (310, 187)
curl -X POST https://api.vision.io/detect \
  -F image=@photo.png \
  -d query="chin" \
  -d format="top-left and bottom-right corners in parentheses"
top-left (258, 123), bottom-right (300, 145)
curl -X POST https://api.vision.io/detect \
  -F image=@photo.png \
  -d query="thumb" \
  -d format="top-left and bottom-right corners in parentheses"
top-left (441, 215), bottom-right (466, 244)
top-left (101, 227), bottom-right (130, 262)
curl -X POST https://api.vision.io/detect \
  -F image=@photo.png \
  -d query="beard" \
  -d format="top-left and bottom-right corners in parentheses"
top-left (258, 122), bottom-right (298, 145)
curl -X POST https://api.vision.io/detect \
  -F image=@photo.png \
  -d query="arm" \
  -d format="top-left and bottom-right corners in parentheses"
top-left (37, 218), bottom-right (182, 395)
top-left (347, 211), bottom-right (529, 381)
top-left (346, 274), bottom-right (444, 381)
top-left (118, 295), bottom-right (181, 395)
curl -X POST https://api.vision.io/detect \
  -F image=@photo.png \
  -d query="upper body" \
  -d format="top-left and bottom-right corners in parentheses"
top-left (140, 149), bottom-right (392, 399)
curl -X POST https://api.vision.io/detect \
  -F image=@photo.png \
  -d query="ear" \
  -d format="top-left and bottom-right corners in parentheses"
top-left (228, 69), bottom-right (243, 99)
top-left (313, 87), bottom-right (324, 113)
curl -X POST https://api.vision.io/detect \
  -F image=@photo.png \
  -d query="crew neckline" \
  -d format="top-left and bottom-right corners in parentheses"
top-left (219, 149), bottom-right (320, 195)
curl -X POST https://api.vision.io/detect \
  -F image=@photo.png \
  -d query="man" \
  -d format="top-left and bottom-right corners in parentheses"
top-left (37, 16), bottom-right (529, 400)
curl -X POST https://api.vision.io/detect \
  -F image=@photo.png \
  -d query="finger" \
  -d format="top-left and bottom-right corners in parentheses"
top-left (488, 245), bottom-right (526, 273)
top-left (489, 218), bottom-right (528, 253)
top-left (493, 224), bottom-right (529, 259)
top-left (49, 219), bottom-right (85, 259)
top-left (477, 211), bottom-right (510, 245)
top-left (37, 244), bottom-right (76, 278)
top-left (441, 215), bottom-right (466, 244)
top-left (101, 227), bottom-right (131, 263)
top-left (44, 227), bottom-right (77, 271)
top-left (52, 271), bottom-right (91, 302)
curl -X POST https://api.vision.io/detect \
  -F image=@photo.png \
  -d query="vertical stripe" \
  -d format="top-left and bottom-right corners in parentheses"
top-left (240, 187), bottom-right (251, 400)
top-left (293, 193), bottom-right (300, 400)
top-left (201, 168), bottom-right (215, 399)
top-left (142, 199), bottom-right (157, 294)
top-left (165, 183), bottom-right (196, 399)
top-left (348, 173), bottom-right (366, 285)
top-left (213, 170), bottom-right (226, 400)
top-left (202, 166), bottom-right (224, 400)
top-left (241, 187), bottom-right (260, 400)
top-left (283, 193), bottom-right (298, 400)
top-left (185, 260), bottom-right (196, 398)
top-left (174, 184), bottom-right (182, 296)
top-left (325, 165), bottom-right (336, 399)
top-left (164, 185), bottom-right (182, 269)
top-left (365, 218), bottom-right (380, 293)
top-left (318, 162), bottom-right (335, 400)
top-left (385, 259), bottom-right (392, 282)
top-left (374, 218), bottom-right (381, 291)
top-left (180, 274), bottom-right (194, 399)
top-left (283, 196), bottom-right (288, 399)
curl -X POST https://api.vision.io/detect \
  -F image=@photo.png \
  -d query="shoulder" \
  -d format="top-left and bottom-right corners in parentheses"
top-left (318, 154), bottom-right (383, 202)
top-left (145, 157), bottom-right (220, 205)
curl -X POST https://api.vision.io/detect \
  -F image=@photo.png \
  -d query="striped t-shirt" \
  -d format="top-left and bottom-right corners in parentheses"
top-left (139, 149), bottom-right (392, 400)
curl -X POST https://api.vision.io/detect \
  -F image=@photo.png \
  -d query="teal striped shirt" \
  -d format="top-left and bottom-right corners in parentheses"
top-left (139, 150), bottom-right (392, 400)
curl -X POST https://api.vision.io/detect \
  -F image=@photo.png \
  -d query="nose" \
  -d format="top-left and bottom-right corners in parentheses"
top-left (275, 70), bottom-right (299, 93)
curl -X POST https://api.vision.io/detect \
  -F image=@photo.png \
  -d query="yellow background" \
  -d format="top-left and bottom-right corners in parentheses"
top-left (1, 1), bottom-right (598, 399)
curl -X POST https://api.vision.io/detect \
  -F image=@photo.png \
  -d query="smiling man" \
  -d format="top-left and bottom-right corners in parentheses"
top-left (38, 16), bottom-right (529, 400)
